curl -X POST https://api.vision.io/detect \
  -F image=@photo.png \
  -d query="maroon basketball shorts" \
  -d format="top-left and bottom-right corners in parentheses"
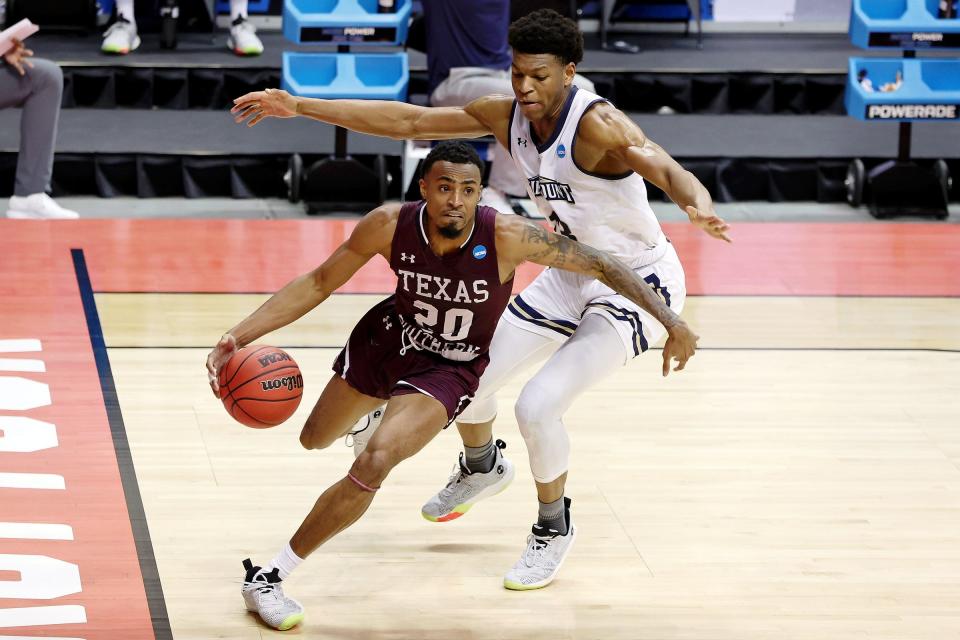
top-left (333, 297), bottom-right (488, 423)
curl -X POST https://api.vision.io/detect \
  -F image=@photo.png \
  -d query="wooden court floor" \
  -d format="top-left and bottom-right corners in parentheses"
top-left (2, 219), bottom-right (960, 640)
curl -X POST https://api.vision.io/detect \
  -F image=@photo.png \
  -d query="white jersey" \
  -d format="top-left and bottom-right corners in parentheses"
top-left (508, 85), bottom-right (668, 269)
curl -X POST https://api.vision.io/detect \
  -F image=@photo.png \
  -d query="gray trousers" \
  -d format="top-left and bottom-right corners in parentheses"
top-left (430, 67), bottom-right (596, 196)
top-left (0, 59), bottom-right (63, 196)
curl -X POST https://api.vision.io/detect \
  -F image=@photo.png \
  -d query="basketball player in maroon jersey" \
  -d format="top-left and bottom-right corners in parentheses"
top-left (204, 142), bottom-right (699, 631)
top-left (234, 9), bottom-right (729, 593)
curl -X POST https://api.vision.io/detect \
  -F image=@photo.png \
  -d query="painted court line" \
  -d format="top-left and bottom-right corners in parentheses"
top-left (72, 249), bottom-right (173, 640)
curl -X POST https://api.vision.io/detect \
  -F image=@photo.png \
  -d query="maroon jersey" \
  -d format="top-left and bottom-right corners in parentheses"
top-left (389, 201), bottom-right (513, 363)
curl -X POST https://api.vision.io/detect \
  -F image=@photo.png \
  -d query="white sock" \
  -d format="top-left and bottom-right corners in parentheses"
top-left (265, 543), bottom-right (303, 581)
top-left (115, 0), bottom-right (135, 25)
top-left (230, 0), bottom-right (247, 21)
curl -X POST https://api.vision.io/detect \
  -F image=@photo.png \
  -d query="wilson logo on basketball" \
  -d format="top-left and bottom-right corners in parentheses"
top-left (258, 352), bottom-right (292, 367)
top-left (260, 374), bottom-right (304, 392)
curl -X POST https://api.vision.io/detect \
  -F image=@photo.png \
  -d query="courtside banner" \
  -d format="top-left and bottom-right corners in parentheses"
top-left (0, 233), bottom-right (157, 639)
top-left (868, 31), bottom-right (960, 48)
top-left (865, 104), bottom-right (959, 120)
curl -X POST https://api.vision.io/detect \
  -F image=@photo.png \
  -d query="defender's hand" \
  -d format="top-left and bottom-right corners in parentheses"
top-left (685, 205), bottom-right (731, 243)
top-left (662, 322), bottom-right (699, 377)
top-left (206, 334), bottom-right (238, 397)
top-left (231, 88), bottom-right (299, 127)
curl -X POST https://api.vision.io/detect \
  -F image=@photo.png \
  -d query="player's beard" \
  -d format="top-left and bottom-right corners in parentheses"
top-left (438, 220), bottom-right (466, 239)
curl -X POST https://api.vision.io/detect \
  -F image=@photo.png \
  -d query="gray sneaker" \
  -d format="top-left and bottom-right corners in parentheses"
top-left (503, 497), bottom-right (576, 591)
top-left (241, 559), bottom-right (304, 631)
top-left (421, 439), bottom-right (515, 522)
top-left (345, 406), bottom-right (384, 457)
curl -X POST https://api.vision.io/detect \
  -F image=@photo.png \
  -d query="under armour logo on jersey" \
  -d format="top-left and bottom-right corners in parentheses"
top-left (528, 176), bottom-right (576, 204)
top-left (382, 316), bottom-right (393, 330)
top-left (400, 253), bottom-right (415, 263)
top-left (517, 137), bottom-right (527, 148)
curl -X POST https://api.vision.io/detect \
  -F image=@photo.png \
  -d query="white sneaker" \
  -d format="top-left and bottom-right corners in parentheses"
top-left (421, 439), bottom-right (515, 522)
top-left (345, 406), bottom-right (384, 458)
top-left (228, 16), bottom-right (264, 56)
top-left (241, 559), bottom-right (304, 631)
top-left (101, 16), bottom-right (140, 55)
top-left (7, 194), bottom-right (79, 219)
top-left (503, 497), bottom-right (576, 591)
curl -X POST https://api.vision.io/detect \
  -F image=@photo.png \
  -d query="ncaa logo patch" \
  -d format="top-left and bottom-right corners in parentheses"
top-left (557, 143), bottom-right (566, 158)
top-left (472, 245), bottom-right (488, 260)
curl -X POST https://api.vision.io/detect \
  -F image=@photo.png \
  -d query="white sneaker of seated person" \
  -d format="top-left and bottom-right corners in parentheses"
top-left (7, 194), bottom-right (80, 219)
top-left (228, 16), bottom-right (265, 56)
top-left (101, 15), bottom-right (141, 55)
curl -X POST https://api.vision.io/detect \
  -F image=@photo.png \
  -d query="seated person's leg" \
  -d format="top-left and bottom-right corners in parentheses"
top-left (102, 0), bottom-right (140, 54)
top-left (571, 73), bottom-right (595, 94)
top-left (431, 70), bottom-right (529, 199)
top-left (5, 60), bottom-right (78, 219)
top-left (228, 0), bottom-right (264, 56)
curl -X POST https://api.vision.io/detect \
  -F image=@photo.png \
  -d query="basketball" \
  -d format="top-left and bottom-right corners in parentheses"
top-left (218, 345), bottom-right (303, 428)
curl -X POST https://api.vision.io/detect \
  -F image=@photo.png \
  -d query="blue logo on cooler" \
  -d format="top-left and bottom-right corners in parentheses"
top-left (557, 143), bottom-right (566, 158)
top-left (472, 245), bottom-right (487, 259)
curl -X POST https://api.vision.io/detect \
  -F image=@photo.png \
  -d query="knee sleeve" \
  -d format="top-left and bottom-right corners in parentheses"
top-left (514, 381), bottom-right (570, 483)
top-left (457, 394), bottom-right (497, 424)
top-left (512, 314), bottom-right (627, 483)
top-left (456, 319), bottom-right (558, 426)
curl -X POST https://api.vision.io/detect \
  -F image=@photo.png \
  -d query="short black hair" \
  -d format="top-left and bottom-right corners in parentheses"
top-left (509, 8), bottom-right (584, 66)
top-left (421, 141), bottom-right (485, 179)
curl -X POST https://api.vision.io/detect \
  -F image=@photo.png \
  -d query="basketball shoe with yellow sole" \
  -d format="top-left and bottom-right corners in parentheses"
top-left (503, 497), bottom-right (576, 590)
top-left (241, 559), bottom-right (304, 630)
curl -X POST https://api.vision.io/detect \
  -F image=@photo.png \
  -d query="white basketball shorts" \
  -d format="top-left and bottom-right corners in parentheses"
top-left (502, 241), bottom-right (686, 361)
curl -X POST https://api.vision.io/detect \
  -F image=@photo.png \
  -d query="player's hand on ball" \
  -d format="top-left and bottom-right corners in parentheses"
top-left (685, 205), bottom-right (731, 243)
top-left (662, 322), bottom-right (699, 377)
top-left (231, 88), bottom-right (298, 127)
top-left (206, 333), bottom-right (238, 397)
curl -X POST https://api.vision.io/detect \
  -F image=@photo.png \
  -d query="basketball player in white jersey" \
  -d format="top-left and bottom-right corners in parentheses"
top-left (232, 8), bottom-right (730, 591)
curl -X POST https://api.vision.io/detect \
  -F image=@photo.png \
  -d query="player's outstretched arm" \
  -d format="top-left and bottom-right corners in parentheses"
top-left (579, 104), bottom-right (731, 243)
top-left (205, 205), bottom-right (398, 395)
top-left (496, 216), bottom-right (699, 376)
top-left (231, 88), bottom-right (507, 141)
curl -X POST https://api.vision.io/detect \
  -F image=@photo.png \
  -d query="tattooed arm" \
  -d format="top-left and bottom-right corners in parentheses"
top-left (495, 215), bottom-right (699, 375)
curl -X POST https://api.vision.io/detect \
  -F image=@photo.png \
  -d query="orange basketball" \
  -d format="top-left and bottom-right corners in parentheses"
top-left (218, 345), bottom-right (303, 428)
